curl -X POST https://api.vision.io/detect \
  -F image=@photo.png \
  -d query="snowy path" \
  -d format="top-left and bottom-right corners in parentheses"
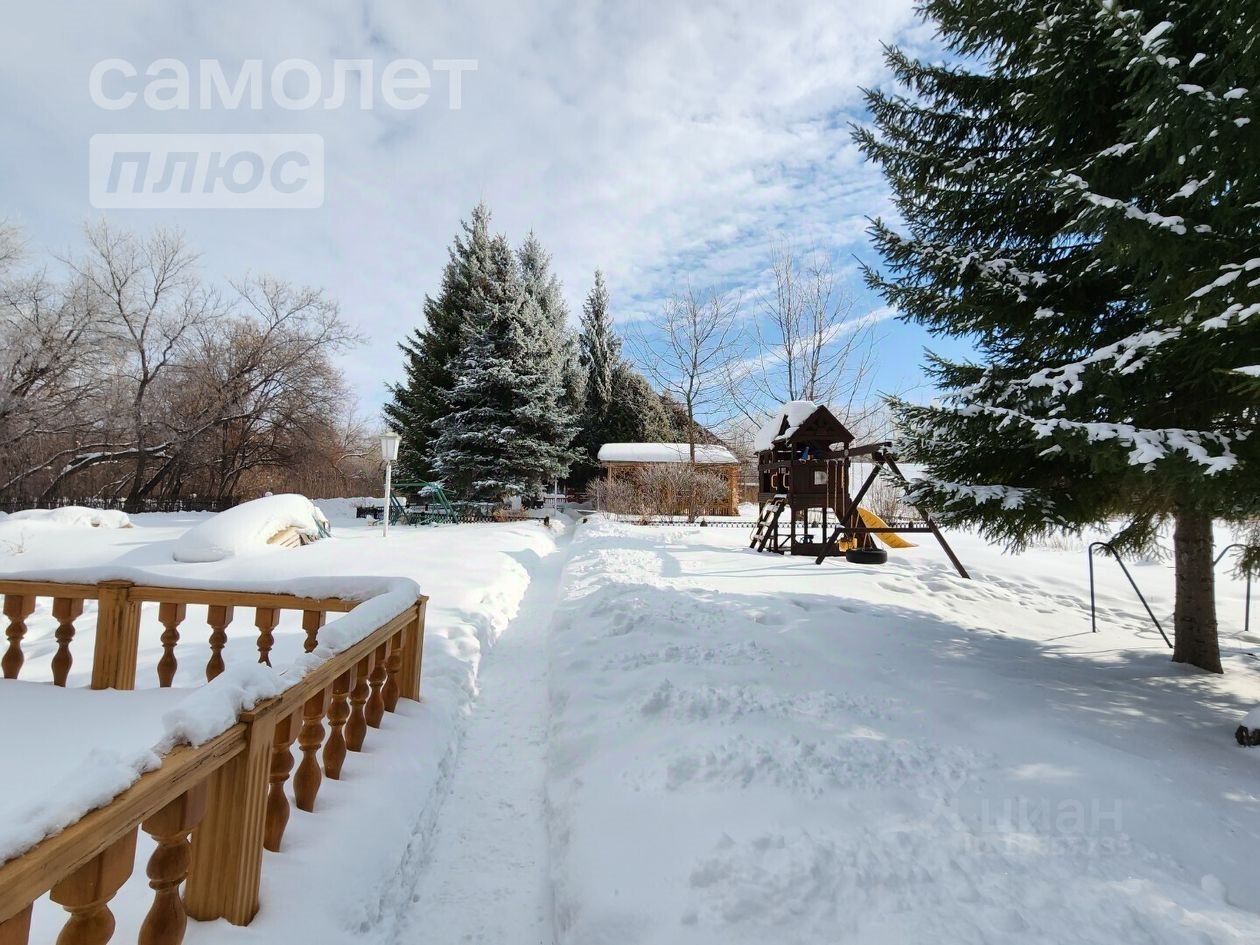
top-left (394, 540), bottom-right (568, 945)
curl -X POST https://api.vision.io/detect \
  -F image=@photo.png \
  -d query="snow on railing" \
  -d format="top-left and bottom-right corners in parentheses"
top-left (0, 576), bottom-right (428, 945)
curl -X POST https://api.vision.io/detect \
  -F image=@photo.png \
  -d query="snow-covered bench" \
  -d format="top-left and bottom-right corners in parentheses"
top-left (0, 575), bottom-right (428, 945)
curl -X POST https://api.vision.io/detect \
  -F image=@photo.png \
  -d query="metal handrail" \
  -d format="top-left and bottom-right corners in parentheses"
top-left (1087, 541), bottom-right (1173, 648)
top-left (1215, 543), bottom-right (1254, 635)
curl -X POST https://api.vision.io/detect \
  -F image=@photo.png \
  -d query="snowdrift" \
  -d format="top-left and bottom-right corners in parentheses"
top-left (5, 507), bottom-right (132, 529)
top-left (171, 494), bottom-right (330, 563)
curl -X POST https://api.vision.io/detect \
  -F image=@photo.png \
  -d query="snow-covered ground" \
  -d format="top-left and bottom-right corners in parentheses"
top-left (546, 519), bottom-right (1260, 944)
top-left (3, 504), bottom-right (1258, 944)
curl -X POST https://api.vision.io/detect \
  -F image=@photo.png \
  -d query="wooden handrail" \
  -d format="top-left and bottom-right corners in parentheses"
top-left (1, 579), bottom-right (371, 690)
top-left (0, 582), bottom-right (428, 945)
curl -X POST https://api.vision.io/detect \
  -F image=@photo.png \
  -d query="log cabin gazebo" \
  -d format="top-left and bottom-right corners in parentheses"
top-left (597, 442), bottom-right (741, 516)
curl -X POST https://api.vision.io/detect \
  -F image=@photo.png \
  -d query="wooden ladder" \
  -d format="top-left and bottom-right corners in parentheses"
top-left (750, 495), bottom-right (787, 552)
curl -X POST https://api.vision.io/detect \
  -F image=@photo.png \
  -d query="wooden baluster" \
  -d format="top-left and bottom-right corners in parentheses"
top-left (49, 827), bottom-right (137, 945)
top-left (254, 607), bottom-right (278, 667)
top-left (383, 637), bottom-right (402, 713)
top-left (346, 658), bottom-right (370, 752)
top-left (156, 602), bottom-right (185, 688)
top-left (323, 671), bottom-right (351, 779)
top-left (0, 905), bottom-right (32, 945)
top-left (366, 645), bottom-right (388, 729)
top-left (264, 714), bottom-right (296, 852)
top-left (205, 605), bottom-right (234, 681)
top-left (139, 785), bottom-right (207, 945)
top-left (2, 595), bottom-right (34, 680)
top-left (301, 610), bottom-right (325, 654)
top-left (293, 689), bottom-right (328, 812)
top-left (51, 597), bottom-right (85, 687)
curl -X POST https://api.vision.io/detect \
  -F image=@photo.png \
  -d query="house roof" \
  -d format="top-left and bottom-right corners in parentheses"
top-left (753, 401), bottom-right (853, 452)
top-left (597, 442), bottom-right (738, 465)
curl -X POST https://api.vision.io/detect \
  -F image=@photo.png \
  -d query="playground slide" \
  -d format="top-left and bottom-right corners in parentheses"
top-left (857, 507), bottom-right (918, 549)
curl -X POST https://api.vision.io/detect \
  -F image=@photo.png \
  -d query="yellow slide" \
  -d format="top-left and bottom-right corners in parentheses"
top-left (857, 507), bottom-right (918, 549)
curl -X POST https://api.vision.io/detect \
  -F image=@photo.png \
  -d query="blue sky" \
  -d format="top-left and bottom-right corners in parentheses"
top-left (0, 1), bottom-right (977, 421)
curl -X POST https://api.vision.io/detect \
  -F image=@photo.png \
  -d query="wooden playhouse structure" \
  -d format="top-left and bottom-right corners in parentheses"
top-left (750, 401), bottom-right (969, 578)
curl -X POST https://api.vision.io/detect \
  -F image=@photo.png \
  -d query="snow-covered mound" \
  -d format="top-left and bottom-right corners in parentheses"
top-left (6, 507), bottom-right (132, 528)
top-left (172, 494), bottom-right (329, 563)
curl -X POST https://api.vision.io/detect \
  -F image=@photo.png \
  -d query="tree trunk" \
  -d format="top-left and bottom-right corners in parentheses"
top-left (1171, 507), bottom-right (1221, 674)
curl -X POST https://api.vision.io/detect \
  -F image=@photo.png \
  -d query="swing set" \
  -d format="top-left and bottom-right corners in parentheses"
top-left (749, 403), bottom-right (969, 579)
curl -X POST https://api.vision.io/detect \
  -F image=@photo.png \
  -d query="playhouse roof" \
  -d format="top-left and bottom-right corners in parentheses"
top-left (753, 401), bottom-right (853, 452)
top-left (598, 442), bottom-right (738, 465)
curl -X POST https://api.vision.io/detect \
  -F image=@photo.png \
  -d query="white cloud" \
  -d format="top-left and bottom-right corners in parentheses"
top-left (0, 0), bottom-right (930, 412)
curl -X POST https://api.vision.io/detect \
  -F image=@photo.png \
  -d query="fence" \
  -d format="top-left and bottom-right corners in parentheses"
top-left (0, 497), bottom-right (241, 515)
top-left (0, 577), bottom-right (427, 945)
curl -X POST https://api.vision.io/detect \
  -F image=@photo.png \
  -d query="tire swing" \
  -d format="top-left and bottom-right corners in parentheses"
top-left (844, 546), bottom-right (888, 565)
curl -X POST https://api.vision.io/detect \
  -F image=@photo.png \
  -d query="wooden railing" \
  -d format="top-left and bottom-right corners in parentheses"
top-left (0, 579), bottom-right (370, 689)
top-left (0, 579), bottom-right (428, 945)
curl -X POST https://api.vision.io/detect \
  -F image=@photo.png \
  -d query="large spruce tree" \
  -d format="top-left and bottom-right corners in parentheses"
top-left (384, 204), bottom-right (494, 480)
top-left (432, 231), bottom-right (576, 500)
top-left (860, 0), bottom-right (1258, 673)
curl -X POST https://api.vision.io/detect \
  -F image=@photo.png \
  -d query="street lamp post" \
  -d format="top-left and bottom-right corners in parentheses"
top-left (379, 432), bottom-right (401, 538)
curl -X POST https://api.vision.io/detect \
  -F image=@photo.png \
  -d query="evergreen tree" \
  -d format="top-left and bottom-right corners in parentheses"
top-left (605, 363), bottom-right (673, 444)
top-left (517, 233), bottom-right (580, 485)
top-left (431, 234), bottom-right (526, 499)
top-left (859, 1), bottom-right (1259, 673)
top-left (384, 204), bottom-right (494, 480)
top-left (573, 271), bottom-right (619, 482)
top-left (433, 232), bottom-right (576, 500)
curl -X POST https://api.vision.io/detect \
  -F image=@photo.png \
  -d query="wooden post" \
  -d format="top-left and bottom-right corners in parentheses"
top-left (293, 689), bottom-right (328, 812)
top-left (346, 658), bottom-right (370, 752)
top-left (383, 639), bottom-right (401, 713)
top-left (50, 597), bottom-right (85, 687)
top-left (365, 645), bottom-right (387, 729)
top-left (204, 605), bottom-right (233, 682)
top-left (254, 607), bottom-right (278, 667)
top-left (49, 827), bottom-right (137, 945)
top-left (323, 672), bottom-right (351, 780)
top-left (0, 905), bottom-right (32, 945)
top-left (155, 602), bottom-right (185, 689)
top-left (185, 714), bottom-right (274, 925)
top-left (2, 595), bottom-right (35, 680)
top-left (398, 600), bottom-right (426, 702)
top-left (264, 714), bottom-right (296, 852)
top-left (91, 581), bottom-right (140, 690)
top-left (301, 610), bottom-right (325, 654)
top-left (139, 785), bottom-right (208, 945)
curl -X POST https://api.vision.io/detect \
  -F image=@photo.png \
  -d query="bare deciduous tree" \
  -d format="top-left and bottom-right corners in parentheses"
top-left (729, 243), bottom-right (884, 433)
top-left (0, 222), bottom-right (368, 509)
top-left (631, 283), bottom-right (744, 520)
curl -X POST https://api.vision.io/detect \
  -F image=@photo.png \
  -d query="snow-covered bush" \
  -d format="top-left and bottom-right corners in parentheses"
top-left (172, 494), bottom-right (329, 563)
top-left (587, 466), bottom-right (729, 521)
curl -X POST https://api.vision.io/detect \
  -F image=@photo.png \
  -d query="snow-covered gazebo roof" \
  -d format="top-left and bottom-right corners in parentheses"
top-left (597, 442), bottom-right (738, 465)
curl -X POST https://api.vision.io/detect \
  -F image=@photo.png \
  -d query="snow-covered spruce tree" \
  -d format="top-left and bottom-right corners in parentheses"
top-left (432, 233), bottom-right (575, 501)
top-left (515, 233), bottom-right (579, 490)
top-left (858, 1), bottom-right (1258, 673)
top-left (573, 271), bottom-right (620, 482)
top-left (384, 204), bottom-right (494, 480)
